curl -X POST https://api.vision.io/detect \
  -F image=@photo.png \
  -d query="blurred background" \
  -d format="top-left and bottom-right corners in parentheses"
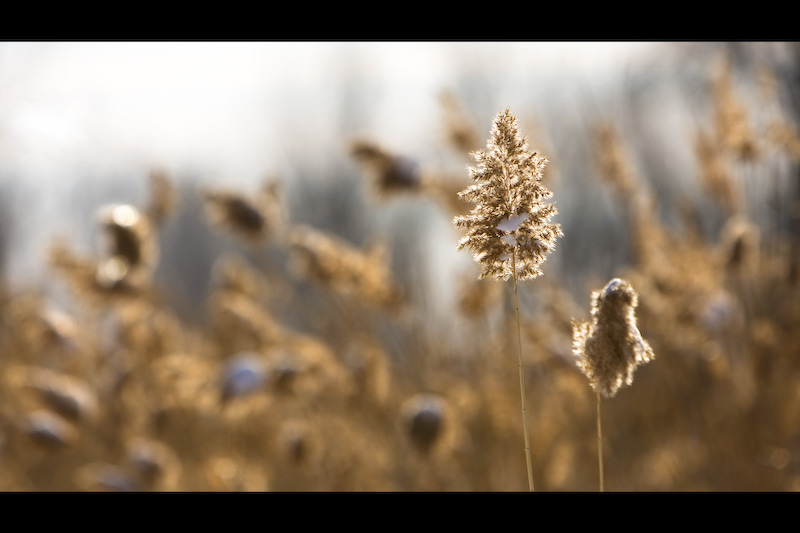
top-left (0, 41), bottom-right (657, 308)
top-left (1, 41), bottom-right (800, 491)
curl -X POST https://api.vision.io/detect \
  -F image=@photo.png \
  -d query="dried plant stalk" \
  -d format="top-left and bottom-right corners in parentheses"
top-left (593, 121), bottom-right (637, 204)
top-left (439, 90), bottom-right (482, 155)
top-left (453, 108), bottom-right (561, 491)
top-left (712, 60), bottom-right (760, 161)
top-left (572, 277), bottom-right (655, 491)
top-left (287, 224), bottom-right (404, 309)
top-left (695, 129), bottom-right (740, 215)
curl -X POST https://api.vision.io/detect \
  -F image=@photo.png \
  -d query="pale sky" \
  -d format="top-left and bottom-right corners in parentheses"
top-left (0, 41), bottom-right (658, 181)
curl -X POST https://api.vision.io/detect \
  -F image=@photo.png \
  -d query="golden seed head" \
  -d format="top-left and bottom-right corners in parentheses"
top-left (453, 108), bottom-right (562, 281)
top-left (572, 278), bottom-right (655, 398)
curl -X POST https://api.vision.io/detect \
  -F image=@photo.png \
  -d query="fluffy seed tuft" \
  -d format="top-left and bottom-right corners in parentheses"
top-left (572, 278), bottom-right (655, 398)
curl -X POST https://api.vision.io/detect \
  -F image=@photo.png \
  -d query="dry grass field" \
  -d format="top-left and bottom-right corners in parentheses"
top-left (1, 42), bottom-right (800, 491)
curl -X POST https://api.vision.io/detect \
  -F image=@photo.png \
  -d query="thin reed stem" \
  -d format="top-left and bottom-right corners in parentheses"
top-left (596, 387), bottom-right (604, 492)
top-left (512, 250), bottom-right (534, 492)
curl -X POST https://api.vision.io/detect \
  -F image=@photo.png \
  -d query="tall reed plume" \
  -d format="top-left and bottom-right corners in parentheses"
top-left (453, 108), bottom-right (562, 491)
top-left (572, 277), bottom-right (654, 491)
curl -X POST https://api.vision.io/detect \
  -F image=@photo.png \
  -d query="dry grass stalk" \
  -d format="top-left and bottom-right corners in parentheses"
top-left (712, 61), bottom-right (760, 162)
top-left (49, 241), bottom-right (147, 305)
top-left (48, 198), bottom-right (163, 308)
top-left (287, 224), bottom-right (404, 309)
top-left (719, 214), bottom-right (760, 274)
top-left (768, 119), bottom-right (800, 161)
top-left (572, 277), bottom-right (654, 491)
top-left (453, 107), bottom-right (561, 491)
top-left (439, 90), bottom-right (482, 155)
top-left (694, 129), bottom-right (741, 215)
top-left (145, 168), bottom-right (179, 228)
top-left (457, 274), bottom-right (503, 319)
top-left (593, 121), bottom-right (638, 204)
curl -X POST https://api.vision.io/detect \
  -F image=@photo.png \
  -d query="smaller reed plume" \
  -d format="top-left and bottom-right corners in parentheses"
top-left (453, 107), bottom-right (561, 492)
top-left (572, 277), bottom-right (654, 491)
top-left (572, 278), bottom-right (654, 398)
top-left (712, 60), bottom-right (760, 162)
top-left (593, 121), bottom-right (637, 204)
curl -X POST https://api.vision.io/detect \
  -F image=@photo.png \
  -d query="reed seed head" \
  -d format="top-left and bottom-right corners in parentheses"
top-left (453, 108), bottom-right (562, 281)
top-left (572, 278), bottom-right (654, 398)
